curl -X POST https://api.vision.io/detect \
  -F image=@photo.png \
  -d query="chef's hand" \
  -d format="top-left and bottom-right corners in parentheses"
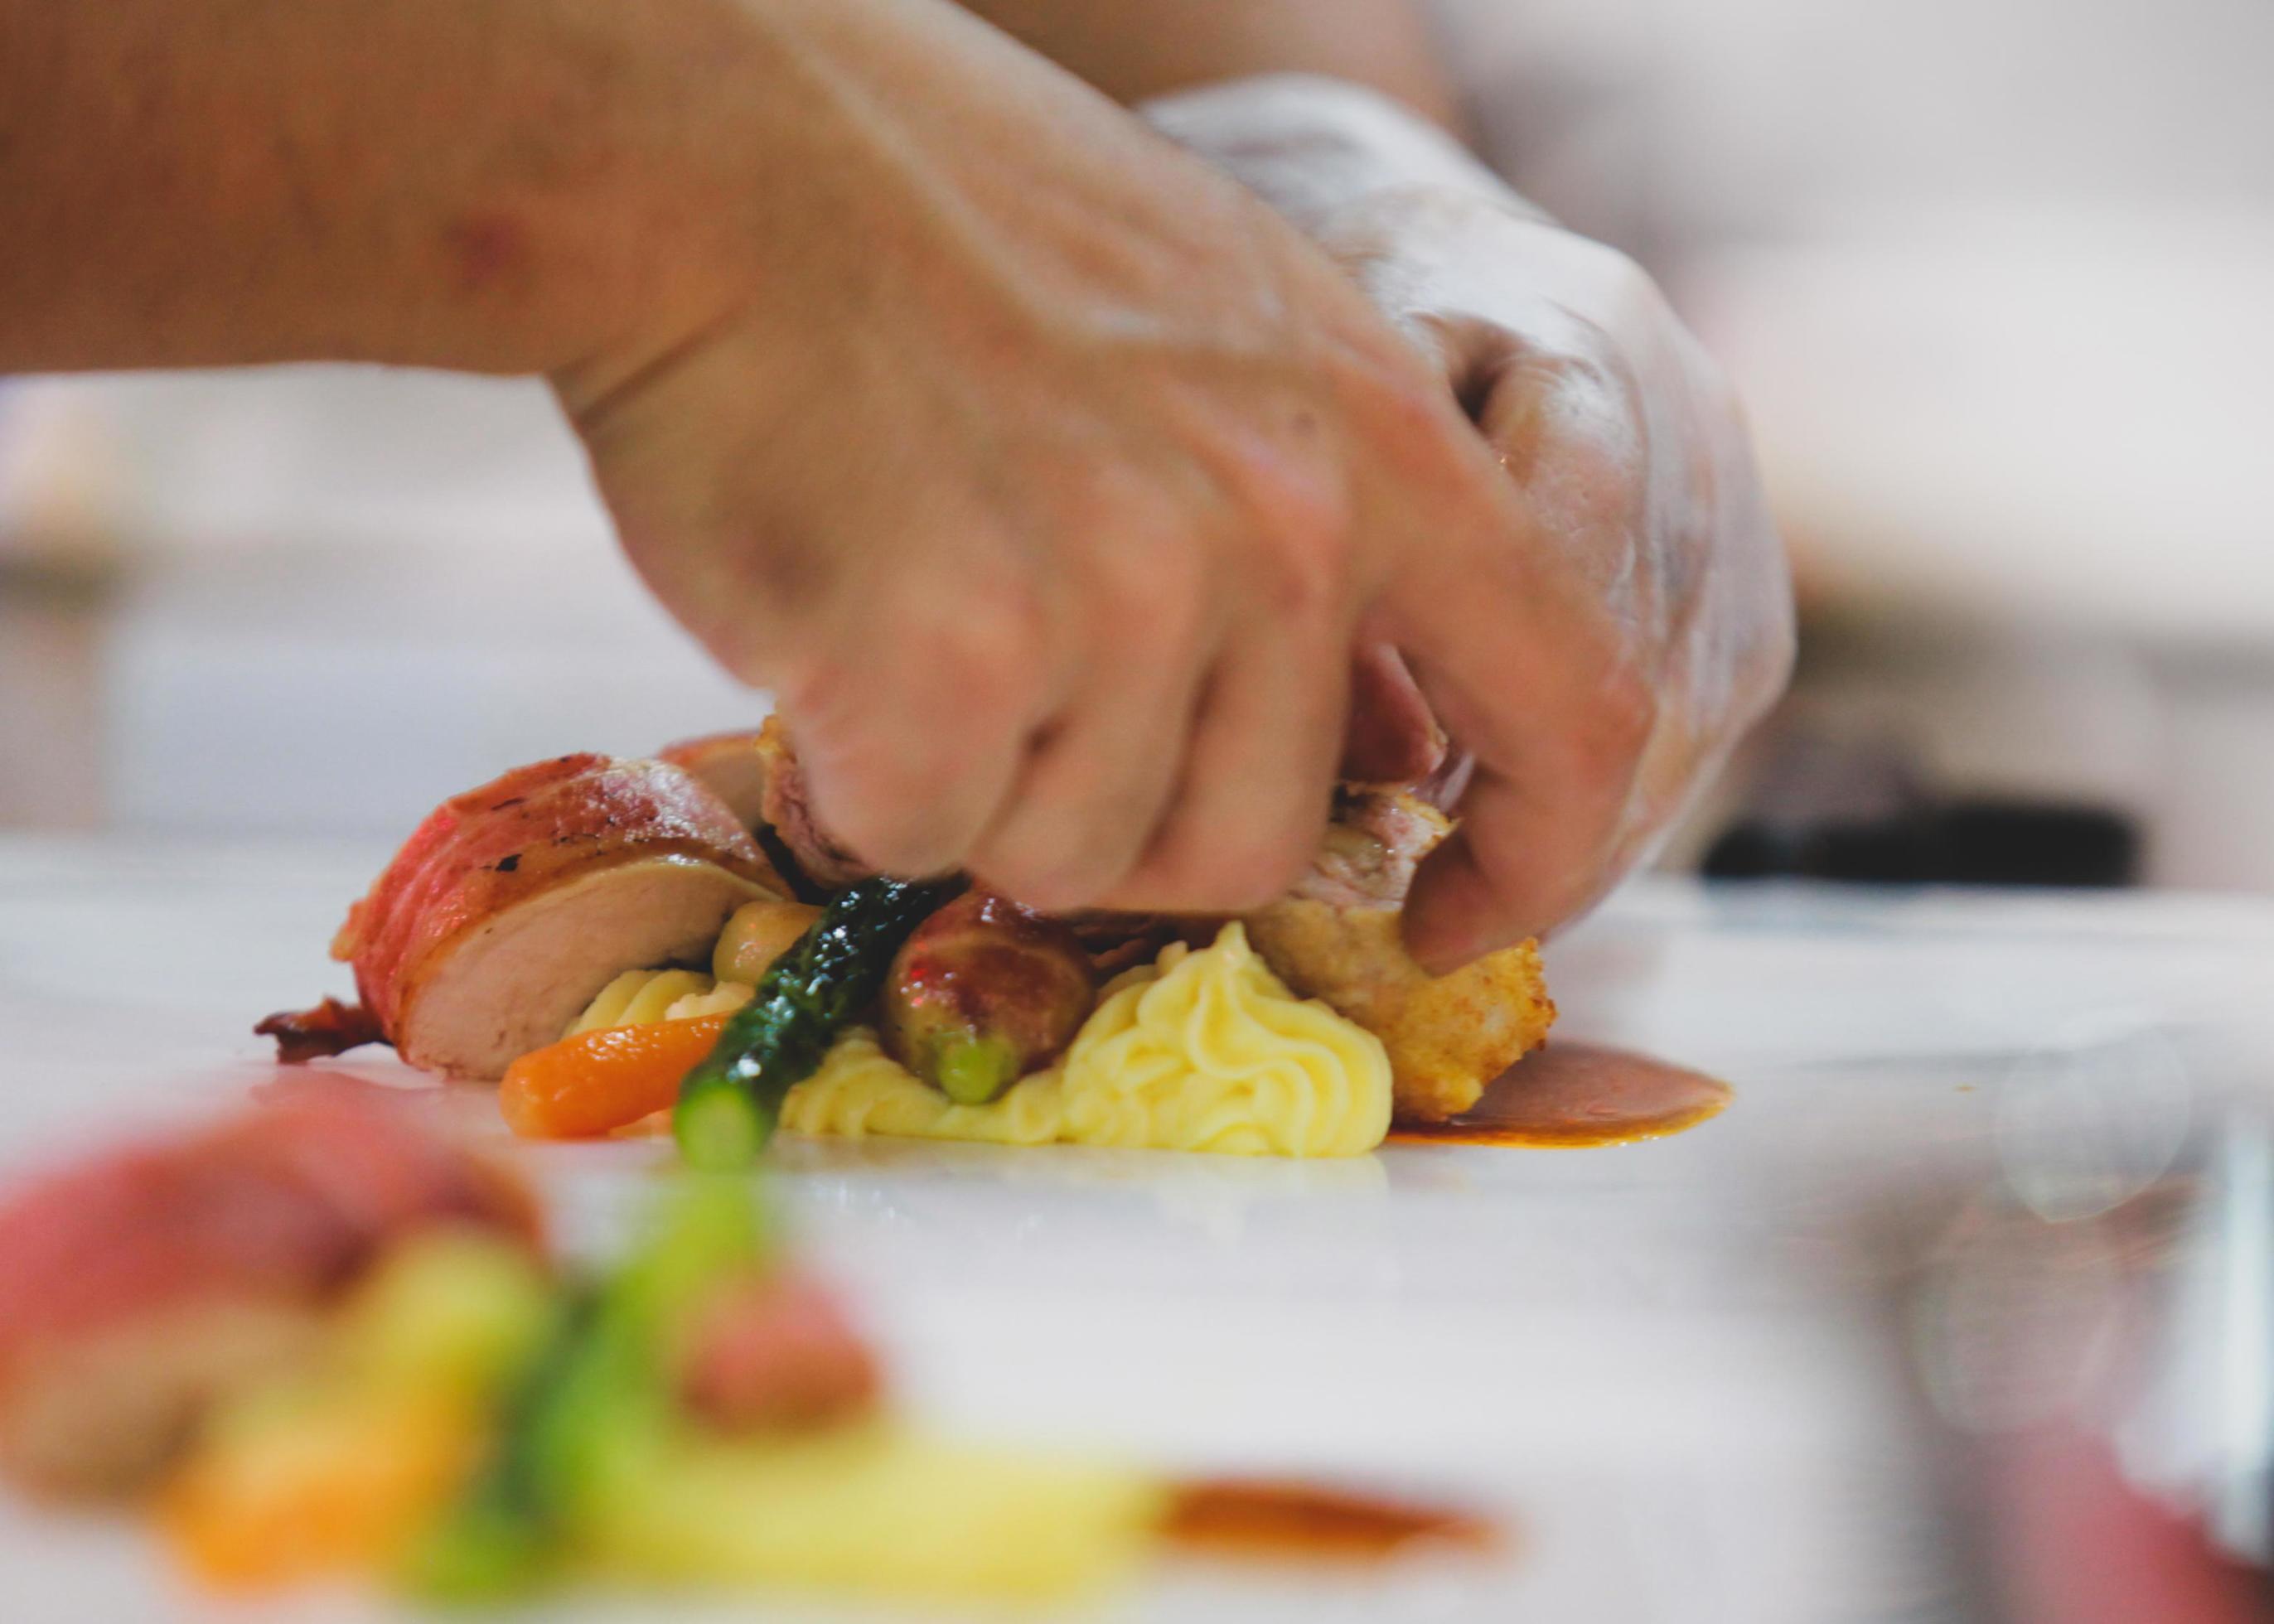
top-left (1149, 77), bottom-right (1797, 962)
top-left (3, 0), bottom-right (1778, 965)
top-left (559, 2), bottom-right (1597, 936)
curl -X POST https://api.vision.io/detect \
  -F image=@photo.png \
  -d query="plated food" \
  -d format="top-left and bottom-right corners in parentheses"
top-left (0, 1103), bottom-right (1494, 1602)
top-left (265, 720), bottom-right (1556, 1160)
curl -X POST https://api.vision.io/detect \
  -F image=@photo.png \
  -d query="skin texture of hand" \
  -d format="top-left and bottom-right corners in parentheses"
top-left (1, 0), bottom-right (1786, 969)
top-left (1149, 77), bottom-right (1797, 962)
top-left (553, 0), bottom-right (1607, 949)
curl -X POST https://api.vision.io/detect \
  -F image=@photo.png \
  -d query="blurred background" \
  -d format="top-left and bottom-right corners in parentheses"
top-left (2, 0), bottom-right (2270, 882)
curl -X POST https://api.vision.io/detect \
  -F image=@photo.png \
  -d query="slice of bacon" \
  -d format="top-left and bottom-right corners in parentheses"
top-left (254, 997), bottom-right (387, 1065)
top-left (656, 728), bottom-right (771, 829)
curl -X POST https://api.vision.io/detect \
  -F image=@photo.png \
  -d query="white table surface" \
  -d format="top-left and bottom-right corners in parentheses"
top-left (4, 838), bottom-right (2272, 1622)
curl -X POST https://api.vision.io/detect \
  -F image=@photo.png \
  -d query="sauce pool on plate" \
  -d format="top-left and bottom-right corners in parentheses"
top-left (1163, 1478), bottom-right (1502, 1562)
top-left (1387, 1043), bottom-right (1730, 1148)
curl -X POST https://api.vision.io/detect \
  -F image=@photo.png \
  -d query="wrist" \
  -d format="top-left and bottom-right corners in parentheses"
top-left (438, 0), bottom-right (789, 383)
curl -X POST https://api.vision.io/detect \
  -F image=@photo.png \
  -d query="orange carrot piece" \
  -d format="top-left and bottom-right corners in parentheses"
top-left (160, 1394), bottom-right (475, 1591)
top-left (498, 1016), bottom-right (730, 1139)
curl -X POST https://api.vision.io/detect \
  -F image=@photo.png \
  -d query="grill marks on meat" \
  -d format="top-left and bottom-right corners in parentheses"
top-left (254, 996), bottom-right (387, 1065)
top-left (0, 1104), bottom-right (538, 1500)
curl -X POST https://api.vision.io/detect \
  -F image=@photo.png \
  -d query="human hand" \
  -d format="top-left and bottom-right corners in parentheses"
top-left (1149, 76), bottom-right (1797, 962)
top-left (554, 1), bottom-right (1587, 941)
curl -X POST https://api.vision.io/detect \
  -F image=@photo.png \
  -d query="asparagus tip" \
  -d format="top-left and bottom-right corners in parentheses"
top-left (674, 1085), bottom-right (768, 1172)
top-left (934, 1033), bottom-right (1020, 1106)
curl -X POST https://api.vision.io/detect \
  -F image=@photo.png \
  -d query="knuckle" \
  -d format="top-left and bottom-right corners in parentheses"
top-left (1213, 445), bottom-right (1357, 623)
top-left (1532, 346), bottom-right (1647, 464)
top-left (1241, 505), bottom-right (1355, 626)
top-left (1260, 524), bottom-right (1353, 624)
top-left (1094, 530), bottom-right (1207, 655)
top-left (918, 585), bottom-right (1049, 714)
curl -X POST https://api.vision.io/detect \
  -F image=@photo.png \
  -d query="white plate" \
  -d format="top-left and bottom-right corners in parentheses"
top-left (5, 839), bottom-right (2272, 1622)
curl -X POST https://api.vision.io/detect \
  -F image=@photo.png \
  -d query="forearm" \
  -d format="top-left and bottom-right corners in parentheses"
top-left (0, 0), bottom-right (773, 376)
top-left (957, 0), bottom-right (1460, 129)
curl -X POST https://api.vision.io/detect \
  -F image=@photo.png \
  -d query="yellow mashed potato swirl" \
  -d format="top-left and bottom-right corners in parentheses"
top-left (779, 922), bottom-right (1392, 1158)
top-left (784, 1031), bottom-right (1067, 1147)
top-left (1055, 923), bottom-right (1391, 1156)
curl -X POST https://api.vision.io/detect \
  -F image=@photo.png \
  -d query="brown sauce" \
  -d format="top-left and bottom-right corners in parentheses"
top-left (1163, 1478), bottom-right (1502, 1562)
top-left (1387, 1042), bottom-right (1730, 1148)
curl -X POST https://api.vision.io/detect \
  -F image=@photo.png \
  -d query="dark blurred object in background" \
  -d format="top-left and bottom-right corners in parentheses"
top-left (1706, 727), bottom-right (2141, 888)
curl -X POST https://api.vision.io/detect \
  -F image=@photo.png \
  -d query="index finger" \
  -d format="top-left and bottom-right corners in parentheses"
top-left (1378, 477), bottom-right (1652, 974)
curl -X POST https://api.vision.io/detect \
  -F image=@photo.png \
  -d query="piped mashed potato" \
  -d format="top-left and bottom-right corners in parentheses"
top-left (573, 924), bottom-right (1394, 1158)
top-left (1064, 922), bottom-right (1393, 1156)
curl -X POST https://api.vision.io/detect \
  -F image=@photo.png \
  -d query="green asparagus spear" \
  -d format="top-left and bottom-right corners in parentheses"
top-left (405, 1177), bottom-right (774, 1602)
top-left (399, 1283), bottom-right (601, 1601)
top-left (675, 876), bottom-right (959, 1170)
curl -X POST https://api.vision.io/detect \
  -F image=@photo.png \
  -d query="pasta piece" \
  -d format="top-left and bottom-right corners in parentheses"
top-left (567, 970), bottom-right (752, 1038)
top-left (784, 1032), bottom-right (1067, 1147)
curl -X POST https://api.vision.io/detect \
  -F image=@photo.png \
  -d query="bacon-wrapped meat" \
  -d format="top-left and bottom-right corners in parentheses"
top-left (0, 1104), bottom-right (536, 1500)
top-left (324, 755), bottom-right (784, 1080)
top-left (656, 729), bottom-right (772, 830)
